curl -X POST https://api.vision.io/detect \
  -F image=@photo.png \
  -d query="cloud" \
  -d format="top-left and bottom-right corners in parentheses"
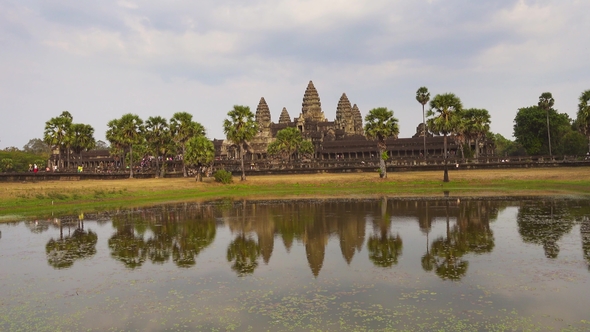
top-left (1, 0), bottom-right (589, 148)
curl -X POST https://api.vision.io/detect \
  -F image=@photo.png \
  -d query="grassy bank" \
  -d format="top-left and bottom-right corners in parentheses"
top-left (1, 167), bottom-right (590, 222)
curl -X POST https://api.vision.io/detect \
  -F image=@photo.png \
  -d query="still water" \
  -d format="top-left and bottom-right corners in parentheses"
top-left (1, 198), bottom-right (590, 331)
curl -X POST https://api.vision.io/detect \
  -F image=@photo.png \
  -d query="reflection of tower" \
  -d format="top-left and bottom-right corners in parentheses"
top-left (304, 233), bottom-right (327, 277)
top-left (256, 219), bottom-right (275, 265)
top-left (337, 205), bottom-right (366, 265)
top-left (303, 213), bottom-right (328, 277)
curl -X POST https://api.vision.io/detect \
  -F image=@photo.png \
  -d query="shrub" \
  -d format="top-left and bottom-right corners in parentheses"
top-left (213, 170), bottom-right (233, 184)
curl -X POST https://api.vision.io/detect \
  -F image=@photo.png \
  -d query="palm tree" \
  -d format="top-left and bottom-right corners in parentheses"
top-left (223, 105), bottom-right (259, 181)
top-left (416, 87), bottom-right (430, 158)
top-left (145, 116), bottom-right (170, 178)
top-left (70, 123), bottom-right (96, 160)
top-left (267, 127), bottom-right (314, 161)
top-left (363, 107), bottom-right (400, 178)
top-left (462, 108), bottom-right (491, 158)
top-left (106, 114), bottom-right (144, 178)
top-left (427, 93), bottom-right (463, 182)
top-left (538, 92), bottom-right (555, 156)
top-left (170, 112), bottom-right (205, 177)
top-left (43, 113), bottom-right (72, 170)
top-left (577, 89), bottom-right (590, 154)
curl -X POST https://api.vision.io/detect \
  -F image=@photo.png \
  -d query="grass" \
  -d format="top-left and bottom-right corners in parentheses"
top-left (1, 167), bottom-right (590, 222)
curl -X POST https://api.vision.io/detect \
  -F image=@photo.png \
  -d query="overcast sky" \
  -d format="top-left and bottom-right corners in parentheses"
top-left (1, 0), bottom-right (589, 149)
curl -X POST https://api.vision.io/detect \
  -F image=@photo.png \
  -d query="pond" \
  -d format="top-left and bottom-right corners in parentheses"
top-left (1, 197), bottom-right (590, 331)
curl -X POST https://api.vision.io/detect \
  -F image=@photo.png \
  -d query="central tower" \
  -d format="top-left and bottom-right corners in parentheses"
top-left (301, 81), bottom-right (326, 122)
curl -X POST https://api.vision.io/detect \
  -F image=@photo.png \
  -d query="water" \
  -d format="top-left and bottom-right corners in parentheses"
top-left (1, 198), bottom-right (589, 331)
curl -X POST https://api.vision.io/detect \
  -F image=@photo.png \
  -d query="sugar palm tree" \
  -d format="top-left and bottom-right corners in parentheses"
top-left (364, 107), bottom-right (399, 179)
top-left (462, 108), bottom-right (491, 158)
top-left (106, 114), bottom-right (144, 178)
top-left (416, 87), bottom-right (430, 158)
top-left (170, 112), bottom-right (205, 177)
top-left (427, 93), bottom-right (463, 182)
top-left (43, 113), bottom-right (73, 170)
top-left (538, 92), bottom-right (555, 156)
top-left (223, 105), bottom-right (258, 181)
top-left (145, 116), bottom-right (170, 178)
top-left (577, 89), bottom-right (590, 154)
top-left (70, 123), bottom-right (96, 160)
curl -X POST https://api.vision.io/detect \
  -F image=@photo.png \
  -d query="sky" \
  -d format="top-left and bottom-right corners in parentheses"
top-left (1, 0), bottom-right (589, 149)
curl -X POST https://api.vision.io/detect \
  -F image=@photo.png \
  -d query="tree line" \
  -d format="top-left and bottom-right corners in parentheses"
top-left (5, 87), bottom-right (588, 179)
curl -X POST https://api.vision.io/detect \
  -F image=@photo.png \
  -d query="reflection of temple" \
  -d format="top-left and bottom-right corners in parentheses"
top-left (215, 80), bottom-right (494, 163)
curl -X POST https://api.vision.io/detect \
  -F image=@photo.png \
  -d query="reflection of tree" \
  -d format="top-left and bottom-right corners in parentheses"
top-left (145, 227), bottom-right (172, 265)
top-left (581, 218), bottom-right (590, 271)
top-left (173, 220), bottom-right (216, 268)
top-left (46, 221), bottom-right (98, 269)
top-left (227, 234), bottom-right (261, 276)
top-left (367, 201), bottom-right (403, 268)
top-left (429, 201), bottom-right (468, 280)
top-left (108, 224), bottom-right (147, 269)
top-left (517, 201), bottom-right (575, 259)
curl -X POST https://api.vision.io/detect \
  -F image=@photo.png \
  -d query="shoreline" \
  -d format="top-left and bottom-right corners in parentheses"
top-left (1, 167), bottom-right (589, 222)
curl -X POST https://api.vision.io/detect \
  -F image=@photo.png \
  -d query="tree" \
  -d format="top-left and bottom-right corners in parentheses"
top-left (106, 114), bottom-right (144, 178)
top-left (427, 93), bottom-right (463, 182)
top-left (493, 133), bottom-right (526, 157)
top-left (145, 116), bottom-right (171, 178)
top-left (577, 89), bottom-right (590, 154)
top-left (538, 92), bottom-right (555, 156)
top-left (267, 127), bottom-right (314, 161)
top-left (185, 135), bottom-right (215, 182)
top-left (93, 140), bottom-right (109, 150)
top-left (223, 105), bottom-right (258, 181)
top-left (23, 138), bottom-right (51, 155)
top-left (70, 123), bottom-right (96, 159)
top-left (416, 87), bottom-right (430, 158)
top-left (363, 107), bottom-right (399, 179)
top-left (513, 106), bottom-right (572, 155)
top-left (43, 112), bottom-right (73, 170)
top-left (462, 108), bottom-right (491, 158)
top-left (0, 158), bottom-right (14, 172)
top-left (170, 112), bottom-right (206, 178)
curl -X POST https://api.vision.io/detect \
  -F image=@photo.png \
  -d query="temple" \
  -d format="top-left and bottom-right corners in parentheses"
top-left (214, 80), bottom-right (494, 164)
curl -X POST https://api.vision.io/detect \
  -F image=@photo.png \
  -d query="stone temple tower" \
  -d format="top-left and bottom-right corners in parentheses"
top-left (279, 107), bottom-right (291, 124)
top-left (301, 81), bottom-right (326, 122)
top-left (335, 93), bottom-right (355, 134)
top-left (352, 104), bottom-right (363, 135)
top-left (255, 97), bottom-right (271, 137)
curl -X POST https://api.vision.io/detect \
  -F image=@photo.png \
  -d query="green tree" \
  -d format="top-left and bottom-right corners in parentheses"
top-left (106, 114), bottom-right (144, 178)
top-left (493, 133), bottom-right (526, 157)
top-left (70, 123), bottom-right (96, 159)
top-left (43, 112), bottom-right (73, 170)
top-left (364, 107), bottom-right (399, 179)
top-left (427, 93), bottom-right (463, 182)
top-left (513, 106), bottom-right (572, 156)
top-left (170, 112), bottom-right (206, 178)
top-left (267, 127), bottom-right (314, 161)
top-left (23, 138), bottom-right (51, 155)
top-left (145, 116), bottom-right (171, 178)
top-left (416, 87), bottom-right (430, 158)
top-left (0, 158), bottom-right (14, 172)
top-left (538, 92), bottom-right (555, 156)
top-left (577, 89), bottom-right (590, 154)
top-left (173, 114), bottom-right (205, 176)
top-left (185, 135), bottom-right (215, 182)
top-left (223, 105), bottom-right (258, 181)
top-left (462, 108), bottom-right (491, 158)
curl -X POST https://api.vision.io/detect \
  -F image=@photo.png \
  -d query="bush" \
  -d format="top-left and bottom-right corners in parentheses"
top-left (213, 169), bottom-right (233, 184)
